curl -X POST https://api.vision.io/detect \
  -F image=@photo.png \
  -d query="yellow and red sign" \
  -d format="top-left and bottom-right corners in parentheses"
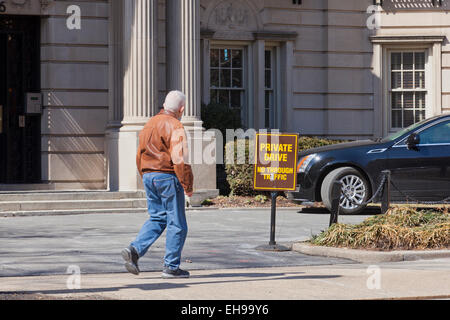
top-left (253, 133), bottom-right (299, 191)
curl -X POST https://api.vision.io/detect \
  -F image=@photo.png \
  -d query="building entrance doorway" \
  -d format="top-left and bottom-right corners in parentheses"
top-left (0, 15), bottom-right (41, 184)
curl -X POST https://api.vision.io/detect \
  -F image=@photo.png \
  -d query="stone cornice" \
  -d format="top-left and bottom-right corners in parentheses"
top-left (253, 31), bottom-right (298, 42)
top-left (370, 35), bottom-right (446, 43)
top-left (201, 29), bottom-right (298, 42)
top-left (200, 29), bottom-right (216, 39)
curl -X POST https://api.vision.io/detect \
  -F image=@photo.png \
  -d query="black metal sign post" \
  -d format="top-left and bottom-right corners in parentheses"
top-left (256, 191), bottom-right (290, 251)
top-left (269, 192), bottom-right (277, 246)
top-left (254, 133), bottom-right (299, 252)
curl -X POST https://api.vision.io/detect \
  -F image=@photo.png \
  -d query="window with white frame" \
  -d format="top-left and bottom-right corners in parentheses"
top-left (209, 48), bottom-right (245, 116)
top-left (206, 44), bottom-right (282, 130)
top-left (389, 51), bottom-right (427, 130)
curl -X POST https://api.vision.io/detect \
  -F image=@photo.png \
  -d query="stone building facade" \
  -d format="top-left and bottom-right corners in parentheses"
top-left (0, 0), bottom-right (449, 192)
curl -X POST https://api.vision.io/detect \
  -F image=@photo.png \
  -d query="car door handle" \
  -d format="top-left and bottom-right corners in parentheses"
top-left (367, 148), bottom-right (387, 154)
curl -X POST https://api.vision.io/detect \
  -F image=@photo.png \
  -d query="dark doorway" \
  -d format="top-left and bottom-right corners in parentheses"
top-left (0, 15), bottom-right (41, 184)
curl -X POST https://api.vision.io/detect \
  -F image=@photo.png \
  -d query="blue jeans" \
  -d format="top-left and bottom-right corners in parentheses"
top-left (131, 172), bottom-right (187, 270)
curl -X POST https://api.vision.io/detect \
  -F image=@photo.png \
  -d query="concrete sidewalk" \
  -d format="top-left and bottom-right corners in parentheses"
top-left (1, 208), bottom-right (448, 300)
top-left (1, 258), bottom-right (449, 300)
top-left (0, 209), bottom-right (368, 277)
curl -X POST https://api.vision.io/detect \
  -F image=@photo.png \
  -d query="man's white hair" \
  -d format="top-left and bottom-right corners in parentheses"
top-left (164, 90), bottom-right (186, 113)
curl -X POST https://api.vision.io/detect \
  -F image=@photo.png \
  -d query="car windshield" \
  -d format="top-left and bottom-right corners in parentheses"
top-left (381, 117), bottom-right (437, 142)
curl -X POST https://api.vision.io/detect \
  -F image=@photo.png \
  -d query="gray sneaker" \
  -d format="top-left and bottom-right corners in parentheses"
top-left (162, 267), bottom-right (190, 279)
top-left (121, 246), bottom-right (140, 275)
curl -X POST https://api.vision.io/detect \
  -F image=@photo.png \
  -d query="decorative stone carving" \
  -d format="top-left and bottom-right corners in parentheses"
top-left (11, 0), bottom-right (28, 7)
top-left (214, 2), bottom-right (249, 28)
top-left (0, 0), bottom-right (52, 14)
top-left (205, 0), bottom-right (260, 33)
top-left (40, 0), bottom-right (50, 10)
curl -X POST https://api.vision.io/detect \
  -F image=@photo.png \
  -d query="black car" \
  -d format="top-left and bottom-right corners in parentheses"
top-left (287, 114), bottom-right (450, 214)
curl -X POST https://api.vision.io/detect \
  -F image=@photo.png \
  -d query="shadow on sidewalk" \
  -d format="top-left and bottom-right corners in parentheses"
top-left (2, 271), bottom-right (342, 297)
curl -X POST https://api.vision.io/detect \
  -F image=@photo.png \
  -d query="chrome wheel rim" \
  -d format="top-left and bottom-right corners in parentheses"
top-left (339, 175), bottom-right (366, 210)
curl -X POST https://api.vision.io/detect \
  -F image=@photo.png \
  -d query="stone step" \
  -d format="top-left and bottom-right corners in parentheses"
top-left (0, 199), bottom-right (148, 212)
top-left (1, 207), bottom-right (149, 218)
top-left (0, 189), bottom-right (220, 216)
top-left (0, 191), bottom-right (146, 202)
top-left (0, 184), bottom-right (57, 192)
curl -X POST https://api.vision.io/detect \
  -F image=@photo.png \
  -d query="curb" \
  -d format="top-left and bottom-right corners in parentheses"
top-left (292, 242), bottom-right (450, 263)
top-left (0, 207), bottom-right (303, 218)
top-left (187, 207), bottom-right (302, 211)
top-left (0, 209), bottom-right (148, 218)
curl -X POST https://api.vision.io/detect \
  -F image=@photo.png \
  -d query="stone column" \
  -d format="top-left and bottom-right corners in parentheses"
top-left (106, 0), bottom-right (158, 191)
top-left (122, 0), bottom-right (158, 124)
top-left (166, 0), bottom-right (218, 204)
top-left (281, 40), bottom-right (294, 133)
top-left (166, 0), bottom-right (202, 128)
top-left (180, 0), bottom-right (202, 128)
top-left (372, 43), bottom-right (383, 139)
top-left (252, 39), bottom-right (265, 130)
top-left (166, 0), bottom-right (182, 91)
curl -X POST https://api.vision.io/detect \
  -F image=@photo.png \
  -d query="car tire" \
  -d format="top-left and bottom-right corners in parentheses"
top-left (321, 167), bottom-right (370, 215)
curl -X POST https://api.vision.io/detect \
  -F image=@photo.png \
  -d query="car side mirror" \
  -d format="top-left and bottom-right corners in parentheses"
top-left (406, 133), bottom-right (420, 150)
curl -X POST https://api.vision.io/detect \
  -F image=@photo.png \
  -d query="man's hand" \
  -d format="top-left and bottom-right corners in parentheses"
top-left (185, 191), bottom-right (193, 198)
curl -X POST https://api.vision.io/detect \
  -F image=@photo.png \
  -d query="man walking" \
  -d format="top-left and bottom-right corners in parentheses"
top-left (122, 90), bottom-right (194, 279)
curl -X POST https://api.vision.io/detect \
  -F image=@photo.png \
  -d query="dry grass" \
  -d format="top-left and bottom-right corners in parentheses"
top-left (311, 207), bottom-right (450, 251)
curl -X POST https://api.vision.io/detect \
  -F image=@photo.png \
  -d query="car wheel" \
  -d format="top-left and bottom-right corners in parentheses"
top-left (321, 167), bottom-right (370, 215)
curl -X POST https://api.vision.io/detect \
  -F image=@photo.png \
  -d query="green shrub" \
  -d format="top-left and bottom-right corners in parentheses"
top-left (224, 136), bottom-right (348, 196)
top-left (201, 103), bottom-right (242, 196)
top-left (255, 194), bottom-right (269, 203)
top-left (201, 103), bottom-right (242, 137)
top-left (201, 199), bottom-right (214, 206)
top-left (298, 136), bottom-right (347, 151)
top-left (225, 138), bottom-right (256, 196)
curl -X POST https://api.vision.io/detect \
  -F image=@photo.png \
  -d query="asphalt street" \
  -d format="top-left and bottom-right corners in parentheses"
top-left (0, 208), bottom-right (372, 277)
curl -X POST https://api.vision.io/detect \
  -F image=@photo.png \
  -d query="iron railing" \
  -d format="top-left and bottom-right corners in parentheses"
top-left (373, 0), bottom-right (448, 10)
top-left (329, 170), bottom-right (450, 227)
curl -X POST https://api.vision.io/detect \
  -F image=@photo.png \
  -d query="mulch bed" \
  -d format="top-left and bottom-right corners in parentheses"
top-left (201, 195), bottom-right (306, 208)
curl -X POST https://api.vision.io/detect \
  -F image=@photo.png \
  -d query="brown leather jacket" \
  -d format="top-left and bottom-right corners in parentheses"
top-left (136, 109), bottom-right (194, 194)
